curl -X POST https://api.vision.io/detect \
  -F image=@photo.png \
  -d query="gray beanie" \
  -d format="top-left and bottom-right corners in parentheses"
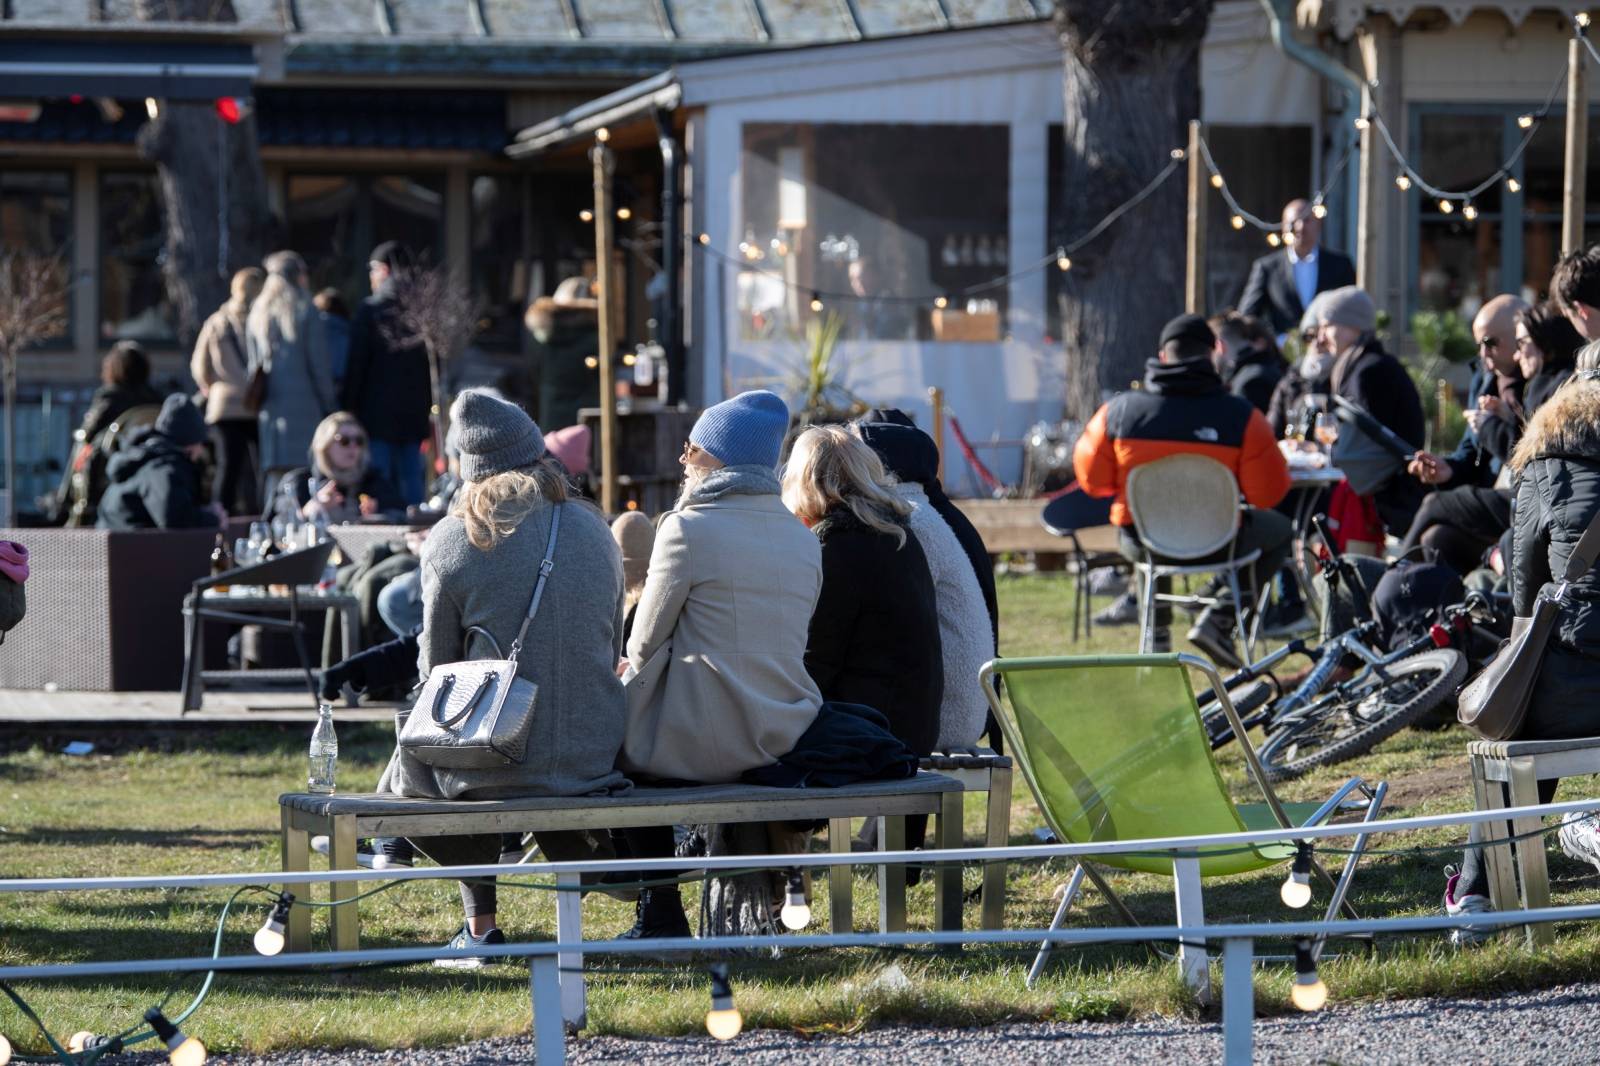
top-left (450, 389), bottom-right (546, 483)
top-left (155, 394), bottom-right (207, 448)
top-left (1317, 285), bottom-right (1377, 334)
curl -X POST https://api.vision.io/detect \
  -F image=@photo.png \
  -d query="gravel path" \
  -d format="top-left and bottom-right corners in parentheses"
top-left (152, 982), bottom-right (1600, 1065)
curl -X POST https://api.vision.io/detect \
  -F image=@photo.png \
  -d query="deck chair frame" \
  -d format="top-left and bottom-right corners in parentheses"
top-left (981, 652), bottom-right (1387, 1002)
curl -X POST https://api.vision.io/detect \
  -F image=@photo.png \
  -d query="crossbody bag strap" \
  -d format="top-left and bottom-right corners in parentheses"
top-left (506, 502), bottom-right (562, 663)
top-left (1560, 505), bottom-right (1600, 584)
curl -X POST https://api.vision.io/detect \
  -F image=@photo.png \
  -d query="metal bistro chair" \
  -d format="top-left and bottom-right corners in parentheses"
top-left (980, 653), bottom-right (1386, 1000)
top-left (180, 541), bottom-right (337, 712)
top-left (1040, 487), bottom-right (1123, 642)
top-left (1125, 454), bottom-right (1266, 661)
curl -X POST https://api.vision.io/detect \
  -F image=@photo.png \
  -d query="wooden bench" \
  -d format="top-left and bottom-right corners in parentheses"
top-left (280, 772), bottom-right (969, 951)
top-left (919, 748), bottom-right (1012, 929)
top-left (1468, 736), bottom-right (1600, 947)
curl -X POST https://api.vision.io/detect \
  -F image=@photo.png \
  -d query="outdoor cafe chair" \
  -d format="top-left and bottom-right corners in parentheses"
top-left (1125, 453), bottom-right (1267, 661)
top-left (979, 653), bottom-right (1387, 998)
top-left (1039, 487), bottom-right (1122, 642)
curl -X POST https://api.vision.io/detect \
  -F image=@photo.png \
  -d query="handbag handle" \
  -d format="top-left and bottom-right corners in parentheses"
top-left (506, 503), bottom-right (563, 664)
top-left (431, 671), bottom-right (496, 727)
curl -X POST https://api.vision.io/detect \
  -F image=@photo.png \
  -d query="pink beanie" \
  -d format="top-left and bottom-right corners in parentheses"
top-left (544, 424), bottom-right (592, 477)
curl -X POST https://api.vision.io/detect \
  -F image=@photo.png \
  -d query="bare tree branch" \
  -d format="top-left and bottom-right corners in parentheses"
top-left (379, 263), bottom-right (480, 472)
top-left (0, 250), bottom-right (70, 525)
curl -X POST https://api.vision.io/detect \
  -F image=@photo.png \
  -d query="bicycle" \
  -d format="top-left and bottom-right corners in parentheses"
top-left (1195, 517), bottom-right (1473, 781)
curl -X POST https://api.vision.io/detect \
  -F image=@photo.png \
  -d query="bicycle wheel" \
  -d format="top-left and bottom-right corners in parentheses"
top-left (1256, 648), bottom-right (1466, 781)
top-left (1199, 678), bottom-right (1275, 742)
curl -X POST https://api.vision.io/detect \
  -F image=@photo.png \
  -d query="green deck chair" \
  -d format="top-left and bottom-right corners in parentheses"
top-left (980, 652), bottom-right (1387, 998)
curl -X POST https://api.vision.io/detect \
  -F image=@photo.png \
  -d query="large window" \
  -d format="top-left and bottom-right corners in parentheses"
top-left (286, 173), bottom-right (445, 310)
top-left (738, 122), bottom-right (1009, 342)
top-left (470, 173), bottom-right (529, 349)
top-left (100, 171), bottom-right (175, 346)
top-left (0, 169), bottom-right (72, 345)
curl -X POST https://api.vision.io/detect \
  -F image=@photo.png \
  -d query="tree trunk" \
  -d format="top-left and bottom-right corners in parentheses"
top-left (135, 0), bottom-right (272, 349)
top-left (1055, 1), bottom-right (1211, 422)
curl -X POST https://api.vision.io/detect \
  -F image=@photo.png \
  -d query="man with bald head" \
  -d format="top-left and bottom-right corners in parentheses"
top-left (1408, 294), bottom-right (1528, 492)
top-left (1238, 199), bottom-right (1358, 339)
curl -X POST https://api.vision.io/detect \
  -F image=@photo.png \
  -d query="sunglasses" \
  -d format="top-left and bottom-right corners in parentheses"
top-left (679, 441), bottom-right (705, 463)
top-left (333, 433), bottom-right (367, 447)
top-left (1477, 336), bottom-right (1500, 351)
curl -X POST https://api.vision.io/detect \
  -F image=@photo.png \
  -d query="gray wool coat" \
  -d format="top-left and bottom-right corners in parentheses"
top-left (382, 496), bottom-right (630, 800)
top-left (897, 484), bottom-right (994, 747)
top-left (250, 296), bottom-right (336, 472)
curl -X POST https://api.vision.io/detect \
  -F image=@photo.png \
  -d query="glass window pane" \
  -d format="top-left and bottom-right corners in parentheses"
top-left (1417, 113), bottom-right (1503, 215)
top-left (287, 173), bottom-right (446, 311)
top-left (470, 174), bottom-right (527, 349)
top-left (0, 170), bottom-right (72, 345)
top-left (1418, 219), bottom-right (1501, 315)
top-left (99, 170), bottom-right (175, 346)
top-left (738, 122), bottom-right (1009, 342)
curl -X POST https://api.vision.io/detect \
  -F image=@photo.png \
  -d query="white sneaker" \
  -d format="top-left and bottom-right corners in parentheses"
top-left (1442, 865), bottom-right (1494, 947)
top-left (1559, 810), bottom-right (1600, 873)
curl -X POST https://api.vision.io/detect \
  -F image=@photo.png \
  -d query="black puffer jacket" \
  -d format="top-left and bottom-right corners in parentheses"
top-left (96, 428), bottom-right (219, 531)
top-left (805, 508), bottom-right (944, 756)
top-left (1223, 347), bottom-right (1286, 415)
top-left (1508, 377), bottom-right (1600, 739)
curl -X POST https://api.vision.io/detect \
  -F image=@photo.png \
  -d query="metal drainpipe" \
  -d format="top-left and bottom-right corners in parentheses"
top-left (655, 107), bottom-right (684, 405)
top-left (1258, 0), bottom-right (1364, 256)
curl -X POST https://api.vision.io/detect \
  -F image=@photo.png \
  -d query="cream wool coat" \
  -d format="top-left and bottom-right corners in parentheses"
top-left (621, 478), bottom-right (823, 783)
top-left (190, 304), bottom-right (252, 423)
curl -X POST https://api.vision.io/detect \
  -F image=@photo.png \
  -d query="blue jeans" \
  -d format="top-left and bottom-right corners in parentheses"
top-left (377, 569), bottom-right (424, 638)
top-left (370, 439), bottom-right (424, 506)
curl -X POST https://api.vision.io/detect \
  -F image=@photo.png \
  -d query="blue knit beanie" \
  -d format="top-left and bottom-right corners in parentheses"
top-left (689, 390), bottom-right (790, 469)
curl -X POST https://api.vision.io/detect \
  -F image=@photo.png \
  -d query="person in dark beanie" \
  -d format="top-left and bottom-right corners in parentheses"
top-left (341, 240), bottom-right (432, 506)
top-left (97, 394), bottom-right (226, 531)
top-left (375, 387), bottom-right (628, 966)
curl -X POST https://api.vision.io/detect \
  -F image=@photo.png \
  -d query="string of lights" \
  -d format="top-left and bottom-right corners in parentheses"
top-left (1198, 135), bottom-right (1354, 239)
top-left (692, 152), bottom-right (1185, 311)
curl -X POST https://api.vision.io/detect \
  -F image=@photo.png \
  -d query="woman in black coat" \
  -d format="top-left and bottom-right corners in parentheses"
top-left (782, 424), bottom-right (943, 757)
top-left (1445, 373), bottom-right (1600, 934)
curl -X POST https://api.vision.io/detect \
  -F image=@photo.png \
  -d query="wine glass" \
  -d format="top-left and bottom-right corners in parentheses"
top-left (1315, 413), bottom-right (1339, 448)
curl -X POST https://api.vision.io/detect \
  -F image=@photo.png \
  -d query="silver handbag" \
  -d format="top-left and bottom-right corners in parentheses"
top-left (397, 504), bottom-right (563, 769)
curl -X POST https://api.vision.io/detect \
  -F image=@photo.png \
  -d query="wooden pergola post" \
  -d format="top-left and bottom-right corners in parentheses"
top-left (1565, 36), bottom-right (1589, 256)
top-left (591, 133), bottom-right (618, 514)
top-left (1356, 82), bottom-right (1379, 290)
top-left (1184, 119), bottom-right (1206, 314)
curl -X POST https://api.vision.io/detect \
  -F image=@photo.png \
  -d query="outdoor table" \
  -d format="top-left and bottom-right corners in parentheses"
top-left (181, 585), bottom-right (359, 712)
top-left (1284, 462), bottom-right (1346, 612)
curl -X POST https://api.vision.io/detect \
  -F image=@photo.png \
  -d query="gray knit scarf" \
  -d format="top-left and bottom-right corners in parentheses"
top-left (679, 464), bottom-right (782, 507)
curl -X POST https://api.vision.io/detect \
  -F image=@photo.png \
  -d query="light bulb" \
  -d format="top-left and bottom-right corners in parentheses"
top-left (697, 233), bottom-right (710, 245)
top-left (254, 924), bottom-right (285, 956)
top-left (780, 871), bottom-right (811, 930)
top-left (1396, 174), bottom-right (1412, 191)
top-left (1230, 215), bottom-right (1245, 230)
top-left (934, 296), bottom-right (948, 309)
top-left (1280, 872), bottom-right (1313, 908)
top-left (705, 965), bottom-right (742, 1039)
top-left (1507, 177), bottom-right (1522, 193)
top-left (809, 293), bottom-right (824, 313)
top-left (1209, 174), bottom-right (1224, 189)
top-left (1353, 116), bottom-right (1370, 130)
top-left (169, 1035), bottom-right (208, 1066)
top-left (0, 1035), bottom-right (12, 1065)
top-left (1290, 973), bottom-right (1328, 1011)
top-left (621, 353), bottom-right (636, 366)
top-left (1267, 232), bottom-right (1282, 247)
top-left (616, 207), bottom-right (632, 220)
top-left (1580, 11), bottom-right (1592, 28)
top-left (1439, 199), bottom-right (1455, 214)
top-left (1462, 203), bottom-right (1478, 221)
top-left (584, 356), bottom-right (599, 369)
top-left (1518, 114), bottom-right (1535, 129)
top-left (1056, 254), bottom-right (1072, 271)
top-left (595, 126), bottom-right (611, 143)
top-left (69, 1031), bottom-right (97, 1053)
top-left (1170, 147), bottom-right (1186, 160)
top-left (705, 1008), bottom-right (743, 1040)
top-left (144, 97), bottom-right (159, 120)
top-left (1311, 202), bottom-right (1328, 219)
top-left (579, 209), bottom-right (593, 223)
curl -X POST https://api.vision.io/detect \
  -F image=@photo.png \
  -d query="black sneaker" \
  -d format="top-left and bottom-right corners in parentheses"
top-left (621, 887), bottom-right (693, 940)
top-left (1187, 608), bottom-right (1243, 670)
top-left (310, 835), bottom-right (413, 869)
top-left (434, 923), bottom-right (507, 970)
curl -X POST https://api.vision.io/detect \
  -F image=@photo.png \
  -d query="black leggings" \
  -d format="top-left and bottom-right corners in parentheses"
top-left (1398, 487), bottom-right (1511, 576)
top-left (407, 830), bottom-right (580, 919)
top-left (210, 418), bottom-right (259, 516)
top-left (1456, 777), bottom-right (1559, 898)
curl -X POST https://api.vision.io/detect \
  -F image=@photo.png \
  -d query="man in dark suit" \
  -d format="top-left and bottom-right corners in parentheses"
top-left (1238, 199), bottom-right (1358, 340)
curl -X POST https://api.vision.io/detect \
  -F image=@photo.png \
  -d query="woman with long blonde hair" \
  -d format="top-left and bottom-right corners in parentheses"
top-left (249, 250), bottom-right (335, 472)
top-left (782, 424), bottom-right (944, 756)
top-left (379, 388), bottom-right (627, 967)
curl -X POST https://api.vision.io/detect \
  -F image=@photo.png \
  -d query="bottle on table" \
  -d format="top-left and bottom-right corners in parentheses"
top-left (209, 533), bottom-right (232, 594)
top-left (308, 701), bottom-right (338, 794)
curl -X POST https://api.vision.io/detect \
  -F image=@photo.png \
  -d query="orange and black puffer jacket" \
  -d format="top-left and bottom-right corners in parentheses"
top-left (1073, 357), bottom-right (1291, 528)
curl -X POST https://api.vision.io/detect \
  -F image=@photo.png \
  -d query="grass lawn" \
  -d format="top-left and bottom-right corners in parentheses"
top-left (5, 571), bottom-right (1600, 1055)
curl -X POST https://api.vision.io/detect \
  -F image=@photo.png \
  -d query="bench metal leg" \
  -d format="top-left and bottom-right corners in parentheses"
top-left (1172, 856), bottom-right (1210, 1004)
top-left (327, 815), bottom-right (359, 952)
top-left (1508, 757), bottom-right (1555, 948)
top-left (556, 871), bottom-right (586, 1031)
top-left (280, 807), bottom-right (311, 953)
top-left (1472, 756), bottom-right (1520, 917)
top-left (981, 765), bottom-right (1012, 930)
top-left (877, 816), bottom-right (907, 934)
top-left (829, 817), bottom-right (853, 934)
top-left (933, 790), bottom-right (963, 933)
top-left (530, 956), bottom-right (566, 1065)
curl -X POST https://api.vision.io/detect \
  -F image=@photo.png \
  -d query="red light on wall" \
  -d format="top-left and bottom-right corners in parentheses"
top-left (215, 97), bottom-right (243, 124)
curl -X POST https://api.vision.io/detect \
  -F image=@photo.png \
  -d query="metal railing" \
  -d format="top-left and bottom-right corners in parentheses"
top-left (4, 797), bottom-right (1599, 1065)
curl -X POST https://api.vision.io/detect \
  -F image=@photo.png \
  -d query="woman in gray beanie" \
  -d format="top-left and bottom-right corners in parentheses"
top-left (378, 387), bottom-right (629, 966)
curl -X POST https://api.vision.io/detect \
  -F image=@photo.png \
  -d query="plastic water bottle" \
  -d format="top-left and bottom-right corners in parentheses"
top-left (308, 701), bottom-right (338, 794)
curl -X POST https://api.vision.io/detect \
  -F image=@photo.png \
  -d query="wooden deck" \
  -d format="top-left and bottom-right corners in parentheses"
top-left (0, 688), bottom-right (400, 726)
